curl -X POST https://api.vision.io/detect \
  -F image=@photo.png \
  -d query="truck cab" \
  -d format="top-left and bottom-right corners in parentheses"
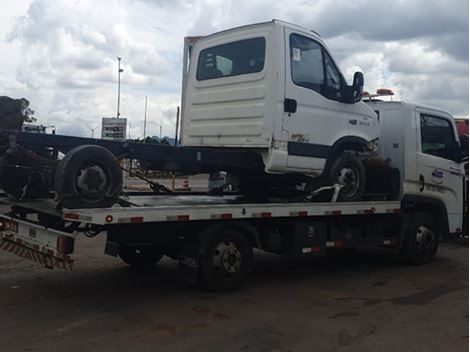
top-left (181, 20), bottom-right (380, 200)
top-left (365, 99), bottom-right (467, 235)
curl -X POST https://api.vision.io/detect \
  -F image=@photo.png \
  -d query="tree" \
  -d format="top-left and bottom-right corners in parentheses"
top-left (0, 96), bottom-right (36, 130)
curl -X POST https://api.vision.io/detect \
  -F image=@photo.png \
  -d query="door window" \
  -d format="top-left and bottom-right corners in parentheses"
top-left (420, 114), bottom-right (457, 160)
top-left (289, 33), bottom-right (344, 100)
top-left (324, 52), bottom-right (342, 100)
top-left (289, 34), bottom-right (324, 94)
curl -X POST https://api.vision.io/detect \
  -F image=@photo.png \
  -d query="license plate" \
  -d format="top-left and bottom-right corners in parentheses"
top-left (4, 220), bottom-right (19, 233)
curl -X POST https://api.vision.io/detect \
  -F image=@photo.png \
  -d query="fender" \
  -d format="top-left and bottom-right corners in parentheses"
top-left (198, 221), bottom-right (261, 251)
top-left (321, 136), bottom-right (369, 177)
top-left (401, 194), bottom-right (450, 235)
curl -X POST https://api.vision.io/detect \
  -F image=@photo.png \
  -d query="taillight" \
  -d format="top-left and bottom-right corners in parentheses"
top-left (57, 236), bottom-right (74, 254)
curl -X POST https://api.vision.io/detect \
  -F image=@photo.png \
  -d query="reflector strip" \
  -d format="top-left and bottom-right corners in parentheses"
top-left (289, 211), bottom-right (308, 217)
top-left (64, 213), bottom-right (79, 220)
top-left (357, 208), bottom-right (376, 214)
top-left (166, 215), bottom-right (190, 221)
top-left (130, 217), bottom-right (144, 223)
top-left (0, 238), bottom-right (73, 270)
top-left (211, 213), bottom-right (233, 219)
top-left (302, 246), bottom-right (322, 254)
top-left (63, 213), bottom-right (92, 222)
top-left (252, 212), bottom-right (272, 218)
top-left (326, 240), bottom-right (343, 247)
top-left (334, 240), bottom-right (343, 247)
top-left (386, 208), bottom-right (401, 214)
top-left (325, 210), bottom-right (342, 216)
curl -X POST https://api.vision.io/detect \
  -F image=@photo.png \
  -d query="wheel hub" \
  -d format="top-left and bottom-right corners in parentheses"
top-left (213, 241), bottom-right (242, 273)
top-left (337, 167), bottom-right (359, 196)
top-left (416, 225), bottom-right (436, 251)
top-left (76, 165), bottom-right (107, 194)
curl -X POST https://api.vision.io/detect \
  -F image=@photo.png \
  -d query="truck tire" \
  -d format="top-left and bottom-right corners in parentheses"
top-left (327, 153), bottom-right (365, 202)
top-left (400, 212), bottom-right (439, 265)
top-left (55, 145), bottom-right (122, 209)
top-left (119, 245), bottom-right (163, 269)
top-left (199, 229), bottom-right (254, 291)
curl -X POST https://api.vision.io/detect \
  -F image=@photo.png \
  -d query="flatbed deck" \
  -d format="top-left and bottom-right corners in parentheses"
top-left (0, 194), bottom-right (402, 226)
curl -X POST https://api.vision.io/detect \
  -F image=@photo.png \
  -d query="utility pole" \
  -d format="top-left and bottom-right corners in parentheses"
top-left (160, 123), bottom-right (162, 140)
top-left (143, 96), bottom-right (148, 142)
top-left (116, 57), bottom-right (123, 119)
top-left (174, 106), bottom-right (180, 147)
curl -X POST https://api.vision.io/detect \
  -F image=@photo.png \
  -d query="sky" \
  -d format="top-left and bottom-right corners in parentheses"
top-left (0, 0), bottom-right (468, 138)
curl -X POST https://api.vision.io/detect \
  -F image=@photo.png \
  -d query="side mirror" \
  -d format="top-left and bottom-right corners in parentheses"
top-left (341, 72), bottom-right (364, 104)
top-left (353, 71), bottom-right (364, 90)
top-left (352, 72), bottom-right (364, 103)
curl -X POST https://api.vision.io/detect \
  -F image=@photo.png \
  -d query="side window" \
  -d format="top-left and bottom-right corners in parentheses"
top-left (324, 52), bottom-right (342, 100)
top-left (197, 37), bottom-right (265, 80)
top-left (420, 114), bottom-right (456, 160)
top-left (290, 34), bottom-right (324, 94)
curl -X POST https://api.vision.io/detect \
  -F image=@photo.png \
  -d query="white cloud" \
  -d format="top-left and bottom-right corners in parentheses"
top-left (0, 0), bottom-right (468, 139)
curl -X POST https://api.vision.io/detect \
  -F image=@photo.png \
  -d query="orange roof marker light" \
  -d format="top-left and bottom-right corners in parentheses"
top-left (376, 88), bottom-right (394, 96)
top-left (362, 88), bottom-right (395, 102)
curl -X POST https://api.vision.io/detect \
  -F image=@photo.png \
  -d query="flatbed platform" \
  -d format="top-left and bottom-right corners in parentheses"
top-left (0, 194), bottom-right (402, 226)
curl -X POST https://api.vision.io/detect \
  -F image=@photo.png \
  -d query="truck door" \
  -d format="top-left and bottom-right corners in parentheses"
top-left (416, 110), bottom-right (465, 233)
top-left (282, 29), bottom-right (367, 173)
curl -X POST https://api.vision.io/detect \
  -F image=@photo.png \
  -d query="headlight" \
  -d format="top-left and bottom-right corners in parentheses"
top-left (367, 139), bottom-right (379, 154)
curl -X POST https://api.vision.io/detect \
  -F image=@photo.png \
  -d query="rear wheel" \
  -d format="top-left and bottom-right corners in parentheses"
top-left (119, 245), bottom-right (163, 269)
top-left (327, 153), bottom-right (365, 202)
top-left (199, 229), bottom-right (254, 291)
top-left (400, 212), bottom-right (439, 265)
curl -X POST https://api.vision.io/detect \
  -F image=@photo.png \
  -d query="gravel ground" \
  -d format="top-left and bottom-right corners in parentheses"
top-left (0, 232), bottom-right (467, 352)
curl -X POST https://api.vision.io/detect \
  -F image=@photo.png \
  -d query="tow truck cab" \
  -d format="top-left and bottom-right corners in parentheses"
top-left (365, 99), bottom-right (466, 235)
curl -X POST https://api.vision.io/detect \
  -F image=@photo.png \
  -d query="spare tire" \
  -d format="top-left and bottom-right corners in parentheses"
top-left (55, 145), bottom-right (122, 209)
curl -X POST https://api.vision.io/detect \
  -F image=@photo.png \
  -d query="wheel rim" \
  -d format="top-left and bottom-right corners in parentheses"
top-left (75, 163), bottom-right (110, 198)
top-left (212, 240), bottom-right (242, 274)
top-left (416, 225), bottom-right (436, 253)
top-left (337, 166), bottom-right (360, 197)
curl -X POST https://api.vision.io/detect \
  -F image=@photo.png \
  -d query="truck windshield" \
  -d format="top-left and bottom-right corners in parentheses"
top-left (197, 37), bottom-right (266, 80)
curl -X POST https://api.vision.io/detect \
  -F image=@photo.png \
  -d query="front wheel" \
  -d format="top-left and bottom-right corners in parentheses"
top-left (400, 212), bottom-right (439, 265)
top-left (327, 153), bottom-right (365, 202)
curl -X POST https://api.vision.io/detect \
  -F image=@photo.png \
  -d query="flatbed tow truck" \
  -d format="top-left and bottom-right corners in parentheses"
top-left (0, 93), bottom-right (467, 291)
top-left (0, 21), bottom-right (467, 291)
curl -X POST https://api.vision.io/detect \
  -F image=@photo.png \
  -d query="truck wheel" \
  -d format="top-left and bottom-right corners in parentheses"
top-left (328, 153), bottom-right (365, 202)
top-left (55, 145), bottom-right (122, 209)
top-left (199, 229), bottom-right (254, 291)
top-left (119, 245), bottom-right (163, 269)
top-left (400, 212), bottom-right (439, 265)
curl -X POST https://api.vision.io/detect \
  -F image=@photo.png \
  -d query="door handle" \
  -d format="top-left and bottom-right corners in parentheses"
top-left (284, 98), bottom-right (297, 113)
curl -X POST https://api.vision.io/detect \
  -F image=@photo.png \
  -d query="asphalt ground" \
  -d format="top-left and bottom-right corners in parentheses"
top-left (0, 232), bottom-right (468, 352)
